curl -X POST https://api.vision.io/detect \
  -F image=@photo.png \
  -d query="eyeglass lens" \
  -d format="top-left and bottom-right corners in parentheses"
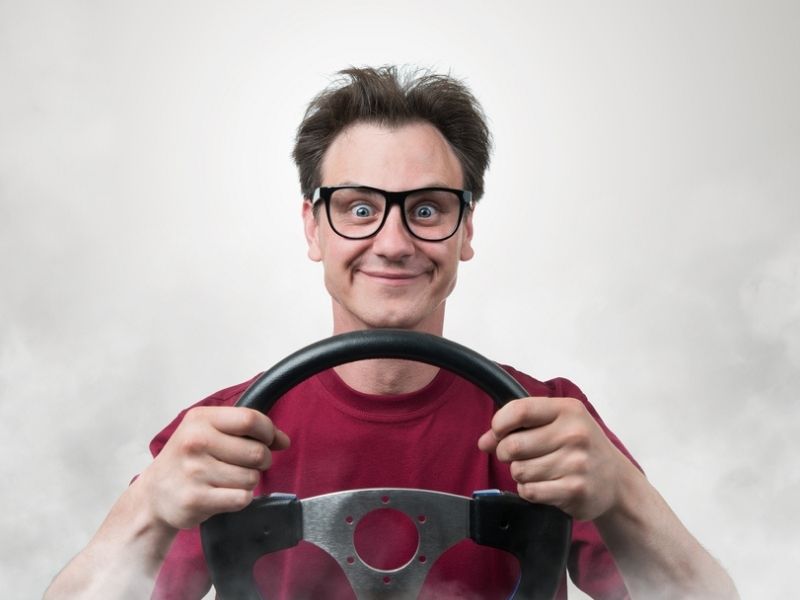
top-left (327, 188), bottom-right (463, 241)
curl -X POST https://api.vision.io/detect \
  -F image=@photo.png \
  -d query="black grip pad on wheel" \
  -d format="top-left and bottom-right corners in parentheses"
top-left (202, 494), bottom-right (302, 600)
top-left (471, 490), bottom-right (571, 600)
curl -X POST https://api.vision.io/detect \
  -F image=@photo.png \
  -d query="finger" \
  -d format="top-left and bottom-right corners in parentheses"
top-left (516, 476), bottom-right (588, 517)
top-left (207, 433), bottom-right (275, 470)
top-left (494, 426), bottom-right (561, 463)
top-left (158, 480), bottom-right (256, 528)
top-left (490, 398), bottom-right (561, 439)
top-left (506, 446), bottom-right (574, 485)
top-left (209, 407), bottom-right (283, 447)
top-left (200, 487), bottom-right (256, 517)
top-left (204, 462), bottom-right (262, 490)
top-left (515, 478), bottom-right (568, 508)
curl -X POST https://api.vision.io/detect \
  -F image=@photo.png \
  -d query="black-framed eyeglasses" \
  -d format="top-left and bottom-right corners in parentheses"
top-left (312, 185), bottom-right (473, 242)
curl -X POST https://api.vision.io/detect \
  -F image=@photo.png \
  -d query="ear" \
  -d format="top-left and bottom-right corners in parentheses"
top-left (459, 208), bottom-right (475, 261)
top-left (302, 200), bottom-right (322, 262)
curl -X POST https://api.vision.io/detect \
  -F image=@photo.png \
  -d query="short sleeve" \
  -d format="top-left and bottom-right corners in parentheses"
top-left (504, 368), bottom-right (637, 599)
top-left (149, 377), bottom-right (257, 600)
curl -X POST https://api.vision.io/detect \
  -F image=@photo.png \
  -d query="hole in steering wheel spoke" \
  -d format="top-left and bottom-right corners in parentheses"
top-left (353, 508), bottom-right (419, 570)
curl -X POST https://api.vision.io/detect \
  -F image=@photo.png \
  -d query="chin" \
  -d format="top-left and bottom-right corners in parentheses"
top-left (331, 294), bottom-right (445, 332)
top-left (360, 314), bottom-right (422, 330)
top-left (356, 302), bottom-right (443, 332)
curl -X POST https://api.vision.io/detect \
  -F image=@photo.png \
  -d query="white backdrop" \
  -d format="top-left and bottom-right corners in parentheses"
top-left (1, 1), bottom-right (798, 598)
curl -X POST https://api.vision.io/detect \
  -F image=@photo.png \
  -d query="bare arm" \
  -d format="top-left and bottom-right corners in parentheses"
top-left (44, 406), bottom-right (290, 599)
top-left (44, 478), bottom-right (179, 599)
top-left (594, 459), bottom-right (738, 599)
top-left (478, 397), bottom-right (738, 599)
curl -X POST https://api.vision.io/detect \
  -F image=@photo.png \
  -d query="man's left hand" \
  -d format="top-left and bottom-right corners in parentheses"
top-left (478, 397), bottom-right (633, 520)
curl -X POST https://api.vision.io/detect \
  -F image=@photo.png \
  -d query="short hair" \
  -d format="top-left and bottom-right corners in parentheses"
top-left (292, 65), bottom-right (492, 202)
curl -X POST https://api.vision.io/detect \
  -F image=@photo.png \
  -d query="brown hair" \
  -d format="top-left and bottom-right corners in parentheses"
top-left (292, 65), bottom-right (492, 201)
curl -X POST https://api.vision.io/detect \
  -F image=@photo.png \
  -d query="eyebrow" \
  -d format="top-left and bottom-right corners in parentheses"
top-left (328, 181), bottom-right (456, 190)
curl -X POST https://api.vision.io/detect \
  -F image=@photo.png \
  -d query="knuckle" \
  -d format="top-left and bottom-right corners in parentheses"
top-left (180, 488), bottom-right (204, 514)
top-left (262, 449), bottom-right (273, 470)
top-left (562, 425), bottom-right (590, 449)
top-left (184, 461), bottom-right (205, 481)
top-left (495, 440), bottom-right (511, 462)
top-left (566, 477), bottom-right (588, 501)
top-left (179, 434), bottom-right (208, 456)
top-left (184, 406), bottom-right (214, 427)
top-left (248, 444), bottom-right (268, 467)
top-left (570, 450), bottom-right (590, 475)
top-left (237, 409), bottom-right (259, 431)
top-left (244, 469), bottom-right (260, 489)
top-left (509, 461), bottom-right (526, 482)
top-left (562, 396), bottom-right (585, 416)
top-left (505, 435), bottom-right (525, 458)
top-left (517, 482), bottom-right (538, 503)
top-left (231, 489), bottom-right (254, 510)
top-left (509, 400), bottom-right (530, 423)
top-left (183, 407), bottom-right (203, 423)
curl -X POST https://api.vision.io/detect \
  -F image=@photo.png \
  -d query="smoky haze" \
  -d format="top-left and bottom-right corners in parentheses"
top-left (1, 1), bottom-right (798, 598)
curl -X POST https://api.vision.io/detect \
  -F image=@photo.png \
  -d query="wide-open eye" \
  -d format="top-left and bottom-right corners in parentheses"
top-left (404, 190), bottom-right (462, 240)
top-left (411, 203), bottom-right (438, 220)
top-left (330, 188), bottom-right (384, 220)
top-left (407, 190), bottom-right (457, 226)
top-left (351, 203), bottom-right (376, 218)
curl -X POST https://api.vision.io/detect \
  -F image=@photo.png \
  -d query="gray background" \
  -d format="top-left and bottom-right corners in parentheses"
top-left (2, 1), bottom-right (798, 598)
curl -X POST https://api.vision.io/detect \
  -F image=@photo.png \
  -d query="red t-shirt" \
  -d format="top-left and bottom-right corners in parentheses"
top-left (151, 367), bottom-right (633, 599)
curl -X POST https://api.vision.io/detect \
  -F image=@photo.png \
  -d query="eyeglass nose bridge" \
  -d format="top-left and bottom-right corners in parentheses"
top-left (378, 191), bottom-right (416, 236)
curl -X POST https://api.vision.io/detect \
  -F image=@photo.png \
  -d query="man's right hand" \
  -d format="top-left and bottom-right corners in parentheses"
top-left (136, 406), bottom-right (291, 531)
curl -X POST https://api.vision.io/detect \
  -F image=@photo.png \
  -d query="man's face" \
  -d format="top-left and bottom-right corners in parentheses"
top-left (303, 121), bottom-right (475, 333)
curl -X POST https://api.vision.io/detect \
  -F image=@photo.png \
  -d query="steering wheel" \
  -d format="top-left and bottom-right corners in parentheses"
top-left (200, 329), bottom-right (571, 599)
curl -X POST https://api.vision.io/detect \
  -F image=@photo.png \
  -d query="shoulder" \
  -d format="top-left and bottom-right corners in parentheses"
top-left (500, 364), bottom-right (589, 402)
top-left (500, 364), bottom-right (641, 471)
top-left (148, 375), bottom-right (260, 457)
top-left (499, 364), bottom-right (607, 427)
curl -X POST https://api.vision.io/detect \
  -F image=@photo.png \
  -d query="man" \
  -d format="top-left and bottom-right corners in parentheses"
top-left (46, 66), bottom-right (738, 599)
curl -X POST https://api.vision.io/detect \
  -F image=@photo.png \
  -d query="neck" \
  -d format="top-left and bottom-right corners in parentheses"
top-left (330, 304), bottom-right (445, 395)
top-left (334, 358), bottom-right (440, 395)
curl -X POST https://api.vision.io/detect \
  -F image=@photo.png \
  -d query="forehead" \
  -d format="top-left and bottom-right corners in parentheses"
top-left (320, 121), bottom-right (464, 191)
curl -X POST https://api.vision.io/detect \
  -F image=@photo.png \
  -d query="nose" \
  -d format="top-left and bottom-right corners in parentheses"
top-left (371, 206), bottom-right (415, 260)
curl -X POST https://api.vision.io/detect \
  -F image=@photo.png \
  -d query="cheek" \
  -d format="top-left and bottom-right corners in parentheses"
top-left (429, 249), bottom-right (462, 294)
top-left (438, 243), bottom-right (464, 271)
top-left (319, 239), bottom-right (368, 277)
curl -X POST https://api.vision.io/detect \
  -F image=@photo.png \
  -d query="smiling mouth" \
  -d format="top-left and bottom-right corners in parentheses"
top-left (359, 270), bottom-right (426, 283)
